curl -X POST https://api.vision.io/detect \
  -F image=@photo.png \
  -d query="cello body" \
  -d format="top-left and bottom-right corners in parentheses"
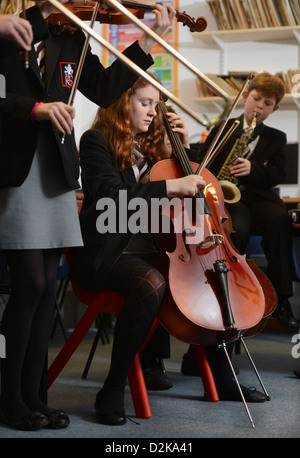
top-left (150, 159), bottom-right (265, 345)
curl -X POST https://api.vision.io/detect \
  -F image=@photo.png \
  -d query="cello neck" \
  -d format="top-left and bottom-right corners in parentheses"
top-left (158, 101), bottom-right (212, 215)
top-left (158, 101), bottom-right (193, 176)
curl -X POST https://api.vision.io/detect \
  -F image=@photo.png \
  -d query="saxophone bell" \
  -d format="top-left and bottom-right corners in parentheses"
top-left (218, 180), bottom-right (241, 204)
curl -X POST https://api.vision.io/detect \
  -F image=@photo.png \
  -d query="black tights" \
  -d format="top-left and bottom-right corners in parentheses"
top-left (0, 248), bottom-right (62, 421)
top-left (98, 254), bottom-right (238, 412)
top-left (99, 254), bottom-right (166, 413)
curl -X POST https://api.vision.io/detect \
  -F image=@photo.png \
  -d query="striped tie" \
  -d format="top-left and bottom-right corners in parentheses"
top-left (36, 41), bottom-right (46, 86)
top-left (133, 147), bottom-right (150, 183)
top-left (138, 160), bottom-right (150, 183)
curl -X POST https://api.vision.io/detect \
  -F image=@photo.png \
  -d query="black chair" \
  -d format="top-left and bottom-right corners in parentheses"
top-left (51, 253), bottom-right (69, 342)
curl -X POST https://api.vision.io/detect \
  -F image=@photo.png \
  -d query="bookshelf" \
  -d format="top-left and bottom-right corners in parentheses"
top-left (190, 25), bottom-right (300, 108)
top-left (191, 94), bottom-right (299, 110)
top-left (189, 23), bottom-right (300, 193)
top-left (192, 25), bottom-right (300, 44)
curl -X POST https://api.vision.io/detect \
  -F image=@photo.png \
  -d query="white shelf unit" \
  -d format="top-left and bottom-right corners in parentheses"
top-left (190, 25), bottom-right (300, 195)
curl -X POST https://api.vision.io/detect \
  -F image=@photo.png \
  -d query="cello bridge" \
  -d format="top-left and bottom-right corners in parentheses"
top-left (197, 234), bottom-right (223, 249)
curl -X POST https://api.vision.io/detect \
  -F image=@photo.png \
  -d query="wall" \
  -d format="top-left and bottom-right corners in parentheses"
top-left (73, 0), bottom-right (300, 196)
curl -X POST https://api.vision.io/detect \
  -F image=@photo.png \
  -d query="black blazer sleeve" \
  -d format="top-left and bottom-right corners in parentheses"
top-left (0, 6), bottom-right (154, 189)
top-left (70, 129), bottom-right (167, 290)
top-left (79, 129), bottom-right (167, 243)
top-left (239, 127), bottom-right (286, 189)
top-left (200, 120), bottom-right (287, 190)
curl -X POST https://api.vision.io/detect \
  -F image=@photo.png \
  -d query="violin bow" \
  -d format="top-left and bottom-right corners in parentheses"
top-left (104, 0), bottom-right (230, 127)
top-left (61, 1), bottom-right (100, 144)
top-left (45, 0), bottom-right (230, 129)
top-left (195, 74), bottom-right (253, 175)
top-left (22, 0), bottom-right (29, 68)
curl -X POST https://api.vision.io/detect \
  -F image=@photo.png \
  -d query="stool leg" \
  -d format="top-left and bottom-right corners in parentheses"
top-left (127, 318), bottom-right (160, 419)
top-left (82, 325), bottom-right (103, 380)
top-left (48, 300), bottom-right (102, 388)
top-left (128, 355), bottom-right (152, 419)
top-left (193, 345), bottom-right (219, 402)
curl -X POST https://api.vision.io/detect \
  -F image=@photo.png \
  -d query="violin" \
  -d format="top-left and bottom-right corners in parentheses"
top-left (150, 101), bottom-right (266, 346)
top-left (47, 1), bottom-right (207, 32)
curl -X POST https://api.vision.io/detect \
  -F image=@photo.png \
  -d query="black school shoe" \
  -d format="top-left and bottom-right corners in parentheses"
top-left (142, 358), bottom-right (173, 391)
top-left (181, 347), bottom-right (240, 377)
top-left (94, 389), bottom-right (126, 426)
top-left (272, 299), bottom-right (298, 328)
top-left (217, 385), bottom-right (268, 403)
top-left (44, 409), bottom-right (70, 429)
top-left (0, 409), bottom-right (49, 431)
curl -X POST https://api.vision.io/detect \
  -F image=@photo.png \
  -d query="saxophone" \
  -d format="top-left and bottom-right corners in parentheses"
top-left (217, 112), bottom-right (258, 204)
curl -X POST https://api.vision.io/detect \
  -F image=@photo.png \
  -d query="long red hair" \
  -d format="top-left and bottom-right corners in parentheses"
top-left (91, 74), bottom-right (171, 171)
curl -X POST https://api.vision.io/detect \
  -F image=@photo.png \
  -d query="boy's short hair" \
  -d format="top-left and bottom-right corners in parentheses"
top-left (247, 72), bottom-right (285, 105)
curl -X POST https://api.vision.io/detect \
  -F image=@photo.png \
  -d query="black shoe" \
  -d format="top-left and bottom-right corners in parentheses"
top-left (294, 368), bottom-right (300, 378)
top-left (44, 409), bottom-right (70, 429)
top-left (0, 410), bottom-right (49, 431)
top-left (181, 349), bottom-right (239, 377)
top-left (94, 389), bottom-right (126, 426)
top-left (218, 385), bottom-right (268, 403)
top-left (273, 300), bottom-right (298, 328)
top-left (142, 359), bottom-right (173, 390)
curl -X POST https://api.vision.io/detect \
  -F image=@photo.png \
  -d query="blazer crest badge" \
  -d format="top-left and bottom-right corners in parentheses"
top-left (60, 62), bottom-right (77, 88)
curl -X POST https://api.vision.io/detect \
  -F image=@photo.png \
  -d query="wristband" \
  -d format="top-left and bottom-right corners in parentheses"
top-left (31, 101), bottom-right (44, 122)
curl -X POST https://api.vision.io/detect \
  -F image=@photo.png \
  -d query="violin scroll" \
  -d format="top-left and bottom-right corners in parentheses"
top-left (175, 12), bottom-right (207, 33)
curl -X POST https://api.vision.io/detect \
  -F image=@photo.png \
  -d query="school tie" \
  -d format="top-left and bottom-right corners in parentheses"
top-left (138, 160), bottom-right (150, 183)
top-left (35, 41), bottom-right (46, 86)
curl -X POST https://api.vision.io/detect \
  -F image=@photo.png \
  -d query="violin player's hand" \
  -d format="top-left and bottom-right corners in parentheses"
top-left (33, 101), bottom-right (75, 135)
top-left (138, 3), bottom-right (176, 54)
top-left (0, 14), bottom-right (33, 50)
top-left (230, 157), bottom-right (251, 177)
top-left (166, 175), bottom-right (206, 198)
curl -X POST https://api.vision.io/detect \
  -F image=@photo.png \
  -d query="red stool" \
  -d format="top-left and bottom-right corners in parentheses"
top-left (48, 201), bottom-right (218, 417)
top-left (48, 281), bottom-right (218, 420)
top-left (48, 254), bottom-right (159, 418)
top-left (74, 198), bottom-right (218, 402)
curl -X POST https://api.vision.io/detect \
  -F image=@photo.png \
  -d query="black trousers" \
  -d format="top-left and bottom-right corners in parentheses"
top-left (226, 193), bottom-right (293, 299)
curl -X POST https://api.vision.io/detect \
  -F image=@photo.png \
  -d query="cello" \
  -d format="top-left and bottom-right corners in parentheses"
top-left (150, 101), bottom-right (266, 347)
top-left (150, 101), bottom-right (274, 426)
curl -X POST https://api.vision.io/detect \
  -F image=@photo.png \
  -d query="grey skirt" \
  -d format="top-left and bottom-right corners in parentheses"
top-left (0, 129), bottom-right (83, 250)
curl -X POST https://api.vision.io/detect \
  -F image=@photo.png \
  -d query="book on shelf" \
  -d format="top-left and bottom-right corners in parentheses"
top-left (195, 70), bottom-right (300, 98)
top-left (195, 72), bottom-right (255, 98)
top-left (205, 0), bottom-right (299, 30)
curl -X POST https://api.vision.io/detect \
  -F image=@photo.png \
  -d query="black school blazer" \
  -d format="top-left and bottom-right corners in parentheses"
top-left (69, 129), bottom-right (201, 291)
top-left (0, 6), bottom-right (153, 189)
